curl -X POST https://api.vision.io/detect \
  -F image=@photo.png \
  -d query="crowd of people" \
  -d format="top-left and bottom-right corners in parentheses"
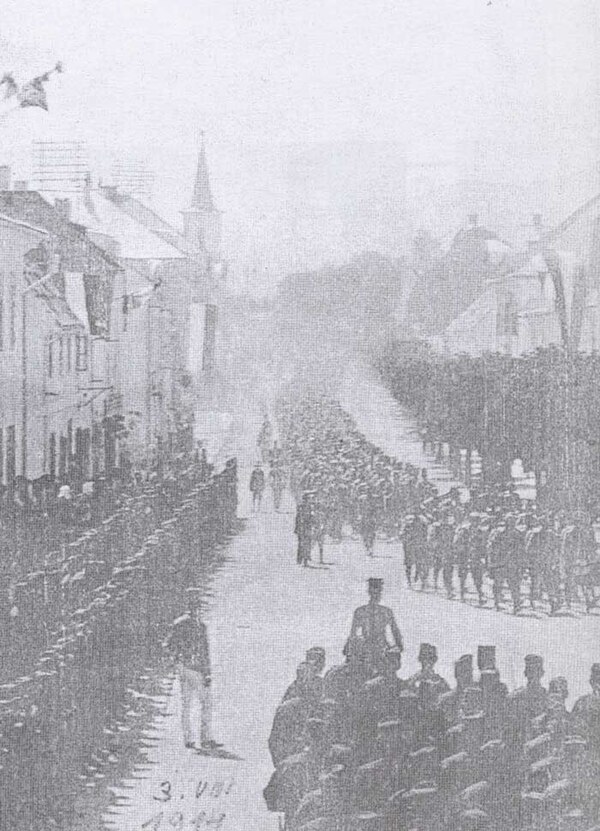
top-left (262, 396), bottom-right (600, 615)
top-left (0, 443), bottom-right (214, 578)
top-left (265, 578), bottom-right (600, 830)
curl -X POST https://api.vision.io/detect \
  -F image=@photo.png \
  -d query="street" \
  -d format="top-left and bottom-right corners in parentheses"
top-left (101, 370), bottom-right (600, 831)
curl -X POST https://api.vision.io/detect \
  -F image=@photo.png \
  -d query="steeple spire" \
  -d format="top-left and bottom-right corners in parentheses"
top-left (191, 130), bottom-right (214, 211)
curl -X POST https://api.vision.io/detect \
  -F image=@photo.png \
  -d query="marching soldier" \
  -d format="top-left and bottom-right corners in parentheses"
top-left (562, 512), bottom-right (598, 611)
top-left (402, 513), bottom-right (429, 587)
top-left (249, 462), bottom-right (266, 512)
top-left (294, 491), bottom-right (315, 566)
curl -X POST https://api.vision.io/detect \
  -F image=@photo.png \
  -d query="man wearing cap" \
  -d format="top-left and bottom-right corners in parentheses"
top-left (345, 578), bottom-right (403, 675)
top-left (571, 663), bottom-right (600, 754)
top-left (294, 491), bottom-right (314, 566)
top-left (440, 654), bottom-right (475, 727)
top-left (407, 643), bottom-right (450, 702)
top-left (166, 588), bottom-right (220, 750)
top-left (506, 654), bottom-right (548, 745)
top-left (249, 462), bottom-right (266, 512)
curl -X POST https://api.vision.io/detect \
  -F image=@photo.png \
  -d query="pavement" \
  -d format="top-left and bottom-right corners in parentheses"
top-left (101, 370), bottom-right (600, 831)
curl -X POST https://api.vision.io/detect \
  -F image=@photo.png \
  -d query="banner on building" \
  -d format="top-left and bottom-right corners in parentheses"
top-left (202, 303), bottom-right (218, 372)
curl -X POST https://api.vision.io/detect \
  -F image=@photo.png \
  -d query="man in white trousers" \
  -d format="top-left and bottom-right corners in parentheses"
top-left (167, 587), bottom-right (222, 750)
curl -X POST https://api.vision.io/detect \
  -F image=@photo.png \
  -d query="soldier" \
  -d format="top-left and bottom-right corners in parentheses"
top-left (166, 587), bottom-right (221, 750)
top-left (295, 491), bottom-right (315, 566)
top-left (454, 516), bottom-right (474, 601)
top-left (539, 514), bottom-right (563, 614)
top-left (352, 647), bottom-right (406, 761)
top-left (506, 654), bottom-right (549, 746)
top-left (282, 661), bottom-right (324, 704)
top-left (270, 461), bottom-right (286, 512)
top-left (357, 494), bottom-right (378, 558)
top-left (562, 513), bottom-right (598, 611)
top-left (427, 511), bottom-right (444, 590)
top-left (525, 514), bottom-right (548, 611)
top-left (546, 676), bottom-right (570, 742)
top-left (306, 646), bottom-right (326, 678)
top-left (249, 462), bottom-right (266, 512)
top-left (440, 654), bottom-right (474, 727)
top-left (345, 578), bottom-right (403, 675)
top-left (257, 415), bottom-right (273, 463)
top-left (571, 663), bottom-right (600, 754)
top-left (402, 513), bottom-right (429, 587)
top-left (487, 514), bottom-right (522, 612)
top-left (407, 643), bottom-right (451, 701)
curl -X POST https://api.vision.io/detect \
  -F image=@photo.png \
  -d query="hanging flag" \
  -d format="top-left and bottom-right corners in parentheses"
top-left (0, 73), bottom-right (18, 99)
top-left (18, 75), bottom-right (49, 110)
top-left (0, 62), bottom-right (63, 112)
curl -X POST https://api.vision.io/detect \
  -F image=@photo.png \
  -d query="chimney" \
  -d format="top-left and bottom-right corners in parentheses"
top-left (54, 198), bottom-right (72, 221)
top-left (13, 180), bottom-right (28, 191)
top-left (0, 166), bottom-right (11, 190)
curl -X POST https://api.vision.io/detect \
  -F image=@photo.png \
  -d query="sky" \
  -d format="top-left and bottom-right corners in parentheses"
top-left (1, 0), bottom-right (599, 285)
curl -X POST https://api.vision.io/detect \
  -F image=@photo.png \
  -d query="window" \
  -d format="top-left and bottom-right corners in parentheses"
top-left (9, 274), bottom-right (16, 350)
top-left (76, 335), bottom-right (88, 371)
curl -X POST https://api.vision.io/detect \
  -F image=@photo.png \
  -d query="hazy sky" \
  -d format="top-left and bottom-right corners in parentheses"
top-left (1, 0), bottom-right (599, 279)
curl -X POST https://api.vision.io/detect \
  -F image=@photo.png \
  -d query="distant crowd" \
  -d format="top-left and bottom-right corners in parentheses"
top-left (0, 443), bottom-right (215, 576)
top-left (265, 578), bottom-right (600, 831)
top-left (249, 396), bottom-right (600, 615)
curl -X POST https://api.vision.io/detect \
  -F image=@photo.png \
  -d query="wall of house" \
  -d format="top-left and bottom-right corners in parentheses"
top-left (0, 218), bottom-right (48, 486)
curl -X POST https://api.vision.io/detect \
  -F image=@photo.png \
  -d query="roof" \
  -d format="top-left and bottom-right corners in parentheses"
top-left (99, 188), bottom-right (187, 251)
top-left (190, 137), bottom-right (215, 212)
top-left (41, 188), bottom-right (186, 261)
top-left (0, 211), bottom-right (48, 237)
top-left (0, 191), bottom-right (121, 272)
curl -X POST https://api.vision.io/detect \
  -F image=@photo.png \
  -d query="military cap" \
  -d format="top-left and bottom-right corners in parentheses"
top-left (368, 577), bottom-right (383, 589)
top-left (306, 646), bottom-right (325, 659)
top-left (418, 643), bottom-right (438, 662)
top-left (456, 654), bottom-right (473, 670)
top-left (524, 654), bottom-right (544, 669)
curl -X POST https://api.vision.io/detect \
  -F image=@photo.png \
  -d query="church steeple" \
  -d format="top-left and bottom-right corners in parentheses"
top-left (182, 131), bottom-right (221, 260)
top-left (190, 131), bottom-right (215, 212)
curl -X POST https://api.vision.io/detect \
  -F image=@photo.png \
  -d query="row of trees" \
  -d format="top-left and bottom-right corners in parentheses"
top-left (378, 340), bottom-right (600, 512)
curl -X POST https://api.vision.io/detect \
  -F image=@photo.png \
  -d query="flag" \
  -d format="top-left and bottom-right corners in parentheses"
top-left (18, 75), bottom-right (48, 110)
top-left (0, 73), bottom-right (18, 99)
top-left (1, 62), bottom-right (63, 112)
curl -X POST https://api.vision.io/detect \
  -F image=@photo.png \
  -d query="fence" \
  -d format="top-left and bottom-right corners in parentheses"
top-left (0, 459), bottom-right (238, 831)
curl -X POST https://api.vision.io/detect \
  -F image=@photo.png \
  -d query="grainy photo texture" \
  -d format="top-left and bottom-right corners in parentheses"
top-left (1, 1), bottom-right (600, 829)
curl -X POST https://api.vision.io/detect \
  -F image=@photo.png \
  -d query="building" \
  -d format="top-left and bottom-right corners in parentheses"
top-left (0, 212), bottom-right (48, 489)
top-left (0, 185), bottom-right (121, 488)
top-left (100, 138), bottom-right (227, 457)
top-left (431, 201), bottom-right (600, 357)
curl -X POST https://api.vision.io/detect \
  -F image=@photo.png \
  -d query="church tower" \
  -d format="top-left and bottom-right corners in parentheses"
top-left (182, 132), bottom-right (222, 262)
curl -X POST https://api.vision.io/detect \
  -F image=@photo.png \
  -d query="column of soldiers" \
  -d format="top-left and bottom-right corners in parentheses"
top-left (408, 497), bottom-right (600, 616)
top-left (275, 395), bottom-right (600, 614)
top-left (265, 579), bottom-right (600, 831)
